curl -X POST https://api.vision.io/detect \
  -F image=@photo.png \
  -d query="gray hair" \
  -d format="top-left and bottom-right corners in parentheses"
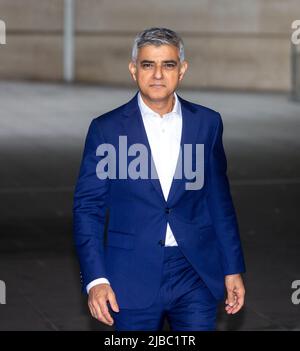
top-left (131, 27), bottom-right (185, 63)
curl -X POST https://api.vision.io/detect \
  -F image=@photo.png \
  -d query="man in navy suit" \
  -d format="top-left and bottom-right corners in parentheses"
top-left (73, 27), bottom-right (246, 331)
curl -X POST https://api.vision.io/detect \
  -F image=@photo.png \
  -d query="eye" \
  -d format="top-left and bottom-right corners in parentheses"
top-left (164, 63), bottom-right (176, 69)
top-left (142, 63), bottom-right (153, 69)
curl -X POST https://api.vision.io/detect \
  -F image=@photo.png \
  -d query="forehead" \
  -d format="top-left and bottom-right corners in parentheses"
top-left (137, 44), bottom-right (180, 61)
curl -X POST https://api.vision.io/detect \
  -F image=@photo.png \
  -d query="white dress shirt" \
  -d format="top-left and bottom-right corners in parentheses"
top-left (86, 91), bottom-right (183, 293)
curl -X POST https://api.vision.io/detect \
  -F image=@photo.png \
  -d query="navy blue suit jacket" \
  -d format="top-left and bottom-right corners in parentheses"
top-left (73, 92), bottom-right (246, 309)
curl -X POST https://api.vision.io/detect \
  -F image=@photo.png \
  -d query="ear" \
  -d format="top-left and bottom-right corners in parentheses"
top-left (128, 61), bottom-right (137, 82)
top-left (179, 60), bottom-right (188, 81)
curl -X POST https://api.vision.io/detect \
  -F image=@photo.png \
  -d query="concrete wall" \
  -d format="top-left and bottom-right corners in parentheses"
top-left (0, 0), bottom-right (63, 80)
top-left (0, 0), bottom-right (298, 91)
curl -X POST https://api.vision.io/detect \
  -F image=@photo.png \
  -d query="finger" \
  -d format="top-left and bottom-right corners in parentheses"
top-left (92, 301), bottom-right (110, 325)
top-left (226, 289), bottom-right (236, 307)
top-left (228, 294), bottom-right (245, 314)
top-left (237, 293), bottom-right (245, 306)
top-left (225, 298), bottom-right (238, 313)
top-left (234, 289), bottom-right (245, 306)
top-left (226, 305), bottom-right (237, 313)
top-left (225, 304), bottom-right (237, 311)
top-left (233, 294), bottom-right (245, 313)
top-left (108, 292), bottom-right (119, 313)
top-left (232, 294), bottom-right (239, 306)
top-left (231, 301), bottom-right (244, 314)
top-left (237, 288), bottom-right (245, 299)
top-left (88, 303), bottom-right (97, 319)
top-left (99, 300), bottom-right (114, 325)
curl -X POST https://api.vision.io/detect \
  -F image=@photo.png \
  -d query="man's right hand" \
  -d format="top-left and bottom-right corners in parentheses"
top-left (88, 283), bottom-right (119, 326)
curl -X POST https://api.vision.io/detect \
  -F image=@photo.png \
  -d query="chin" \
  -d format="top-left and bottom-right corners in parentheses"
top-left (147, 90), bottom-right (169, 100)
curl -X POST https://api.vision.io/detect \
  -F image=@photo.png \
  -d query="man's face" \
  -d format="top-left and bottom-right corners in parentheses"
top-left (128, 44), bottom-right (188, 102)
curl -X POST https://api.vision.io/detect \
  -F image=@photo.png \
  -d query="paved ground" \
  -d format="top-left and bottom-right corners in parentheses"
top-left (0, 81), bottom-right (300, 330)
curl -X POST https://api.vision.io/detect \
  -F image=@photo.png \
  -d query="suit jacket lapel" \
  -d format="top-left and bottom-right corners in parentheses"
top-left (121, 92), bottom-right (165, 203)
top-left (166, 95), bottom-right (200, 206)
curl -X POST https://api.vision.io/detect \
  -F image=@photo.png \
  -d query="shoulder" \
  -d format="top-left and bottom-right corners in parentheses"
top-left (180, 96), bottom-right (222, 127)
top-left (92, 102), bottom-right (127, 128)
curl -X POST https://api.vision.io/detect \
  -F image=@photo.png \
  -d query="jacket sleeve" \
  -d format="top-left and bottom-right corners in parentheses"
top-left (73, 118), bottom-right (110, 293)
top-left (207, 113), bottom-right (246, 275)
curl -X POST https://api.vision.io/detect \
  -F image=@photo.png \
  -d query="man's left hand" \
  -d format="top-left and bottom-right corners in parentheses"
top-left (224, 274), bottom-right (245, 314)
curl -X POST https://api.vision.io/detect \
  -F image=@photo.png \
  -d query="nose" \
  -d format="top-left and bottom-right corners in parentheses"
top-left (153, 65), bottom-right (163, 79)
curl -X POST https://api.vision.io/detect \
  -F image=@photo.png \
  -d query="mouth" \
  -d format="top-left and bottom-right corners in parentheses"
top-left (150, 84), bottom-right (165, 88)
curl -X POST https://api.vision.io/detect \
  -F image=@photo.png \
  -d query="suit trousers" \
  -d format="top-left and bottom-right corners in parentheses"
top-left (111, 246), bottom-right (219, 331)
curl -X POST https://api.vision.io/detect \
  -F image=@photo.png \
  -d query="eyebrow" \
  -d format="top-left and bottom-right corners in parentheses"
top-left (140, 60), bottom-right (178, 65)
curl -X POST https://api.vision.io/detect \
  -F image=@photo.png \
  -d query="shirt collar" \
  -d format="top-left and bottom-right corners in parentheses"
top-left (138, 91), bottom-right (181, 118)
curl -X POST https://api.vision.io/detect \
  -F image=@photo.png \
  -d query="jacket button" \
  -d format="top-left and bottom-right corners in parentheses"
top-left (158, 239), bottom-right (164, 246)
top-left (165, 207), bottom-right (171, 214)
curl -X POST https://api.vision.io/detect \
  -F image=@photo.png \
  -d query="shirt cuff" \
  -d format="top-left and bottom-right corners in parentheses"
top-left (86, 278), bottom-right (110, 294)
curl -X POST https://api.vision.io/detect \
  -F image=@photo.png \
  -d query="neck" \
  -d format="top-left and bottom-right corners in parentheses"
top-left (140, 93), bottom-right (175, 117)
